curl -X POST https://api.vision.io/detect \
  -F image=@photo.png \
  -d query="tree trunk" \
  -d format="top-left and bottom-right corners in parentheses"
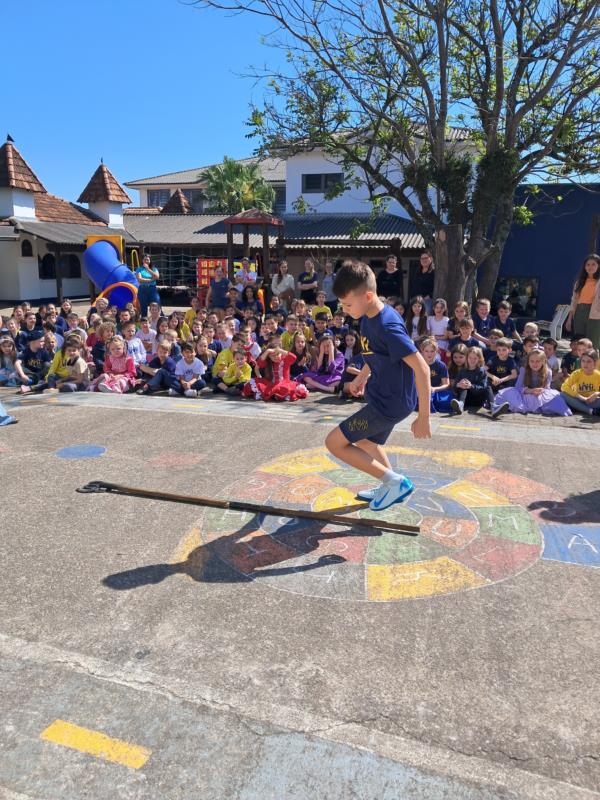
top-left (477, 193), bottom-right (515, 301)
top-left (434, 224), bottom-right (466, 309)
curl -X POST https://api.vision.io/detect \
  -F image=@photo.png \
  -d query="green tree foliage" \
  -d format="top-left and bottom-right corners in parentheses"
top-left (200, 156), bottom-right (275, 214)
top-left (191, 0), bottom-right (600, 305)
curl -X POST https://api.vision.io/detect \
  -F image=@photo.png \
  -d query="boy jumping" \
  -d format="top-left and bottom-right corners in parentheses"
top-left (325, 262), bottom-right (431, 511)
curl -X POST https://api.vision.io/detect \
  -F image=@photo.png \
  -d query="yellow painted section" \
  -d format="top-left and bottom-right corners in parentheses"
top-left (313, 486), bottom-right (360, 512)
top-left (367, 556), bottom-right (488, 600)
top-left (261, 451), bottom-right (339, 477)
top-left (437, 479), bottom-right (510, 507)
top-left (439, 424), bottom-right (480, 431)
top-left (387, 446), bottom-right (492, 470)
top-left (169, 526), bottom-right (201, 563)
top-left (40, 720), bottom-right (151, 769)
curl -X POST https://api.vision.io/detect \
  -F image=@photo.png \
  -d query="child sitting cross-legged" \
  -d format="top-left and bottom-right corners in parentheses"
top-left (491, 349), bottom-right (572, 418)
top-left (36, 336), bottom-right (90, 392)
top-left (560, 349), bottom-right (600, 416)
top-left (90, 335), bottom-right (136, 393)
top-left (16, 330), bottom-right (52, 393)
top-left (486, 337), bottom-right (518, 391)
top-left (289, 332), bottom-right (311, 379)
top-left (169, 342), bottom-right (207, 397)
top-left (215, 348), bottom-right (251, 396)
top-left (419, 337), bottom-right (453, 413)
top-left (243, 336), bottom-right (308, 401)
top-left (137, 341), bottom-right (177, 395)
top-left (451, 346), bottom-right (495, 415)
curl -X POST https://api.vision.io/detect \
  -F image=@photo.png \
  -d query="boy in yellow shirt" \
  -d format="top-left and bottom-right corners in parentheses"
top-left (560, 349), bottom-right (600, 415)
top-left (215, 350), bottom-right (251, 396)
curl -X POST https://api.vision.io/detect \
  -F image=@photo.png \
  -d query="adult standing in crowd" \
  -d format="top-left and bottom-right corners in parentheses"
top-left (298, 258), bottom-right (319, 305)
top-left (206, 264), bottom-right (231, 314)
top-left (321, 260), bottom-right (338, 313)
top-left (565, 253), bottom-right (600, 348)
top-left (411, 251), bottom-right (435, 314)
top-left (376, 254), bottom-right (404, 299)
top-left (270, 260), bottom-right (296, 310)
top-left (135, 254), bottom-right (161, 316)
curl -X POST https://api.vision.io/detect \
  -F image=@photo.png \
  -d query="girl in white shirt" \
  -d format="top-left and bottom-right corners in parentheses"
top-left (427, 298), bottom-right (450, 354)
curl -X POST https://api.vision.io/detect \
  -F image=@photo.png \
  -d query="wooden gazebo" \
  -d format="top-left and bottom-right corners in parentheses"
top-left (222, 208), bottom-right (284, 277)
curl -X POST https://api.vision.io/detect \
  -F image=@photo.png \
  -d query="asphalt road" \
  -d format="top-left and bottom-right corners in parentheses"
top-left (0, 389), bottom-right (598, 800)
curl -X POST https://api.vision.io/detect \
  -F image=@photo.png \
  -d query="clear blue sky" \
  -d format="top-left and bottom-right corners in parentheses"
top-left (1, 0), bottom-right (281, 204)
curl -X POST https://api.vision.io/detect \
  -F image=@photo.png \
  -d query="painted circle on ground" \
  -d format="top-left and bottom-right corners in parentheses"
top-left (55, 444), bottom-right (107, 459)
top-left (176, 446), bottom-right (595, 602)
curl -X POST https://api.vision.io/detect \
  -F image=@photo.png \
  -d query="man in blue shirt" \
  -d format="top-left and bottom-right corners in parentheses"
top-left (325, 261), bottom-right (431, 511)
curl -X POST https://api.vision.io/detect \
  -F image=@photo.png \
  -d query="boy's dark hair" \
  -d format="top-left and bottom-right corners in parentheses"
top-left (264, 314), bottom-right (276, 321)
top-left (488, 328), bottom-right (503, 338)
top-left (496, 337), bottom-right (512, 349)
top-left (497, 300), bottom-right (512, 311)
top-left (544, 337), bottom-right (558, 349)
top-left (523, 335), bottom-right (540, 345)
top-left (476, 298), bottom-right (491, 307)
top-left (181, 342), bottom-right (194, 353)
top-left (139, 316), bottom-right (149, 323)
top-left (66, 312), bottom-right (79, 320)
top-left (122, 320), bottom-right (136, 329)
top-left (458, 318), bottom-right (474, 329)
top-left (315, 312), bottom-right (329, 322)
top-left (44, 321), bottom-right (56, 333)
top-left (231, 334), bottom-right (244, 343)
top-left (333, 261), bottom-right (377, 297)
top-left (286, 314), bottom-right (298, 322)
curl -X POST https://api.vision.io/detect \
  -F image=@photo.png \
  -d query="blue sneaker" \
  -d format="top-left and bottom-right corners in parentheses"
top-left (369, 477), bottom-right (414, 511)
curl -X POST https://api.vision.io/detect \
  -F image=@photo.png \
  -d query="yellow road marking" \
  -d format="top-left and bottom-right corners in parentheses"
top-left (439, 424), bottom-right (481, 431)
top-left (367, 557), bottom-right (487, 600)
top-left (40, 720), bottom-right (151, 769)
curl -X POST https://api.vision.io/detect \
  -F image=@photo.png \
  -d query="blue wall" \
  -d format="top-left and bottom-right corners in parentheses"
top-left (496, 183), bottom-right (600, 320)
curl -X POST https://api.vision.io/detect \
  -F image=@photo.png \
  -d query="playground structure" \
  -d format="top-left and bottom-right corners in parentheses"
top-left (83, 236), bottom-right (139, 309)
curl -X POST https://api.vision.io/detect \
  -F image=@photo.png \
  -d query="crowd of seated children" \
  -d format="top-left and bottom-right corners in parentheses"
top-left (2, 275), bottom-right (598, 425)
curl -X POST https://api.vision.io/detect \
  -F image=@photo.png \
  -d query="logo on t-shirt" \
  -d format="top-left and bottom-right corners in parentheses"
top-left (360, 335), bottom-right (373, 356)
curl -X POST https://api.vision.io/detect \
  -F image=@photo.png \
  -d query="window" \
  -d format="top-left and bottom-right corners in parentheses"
top-left (21, 239), bottom-right (33, 257)
top-left (301, 173), bottom-right (344, 193)
top-left (182, 189), bottom-right (205, 213)
top-left (38, 253), bottom-right (55, 280)
top-left (273, 185), bottom-right (286, 211)
top-left (60, 253), bottom-right (81, 279)
top-left (148, 189), bottom-right (171, 208)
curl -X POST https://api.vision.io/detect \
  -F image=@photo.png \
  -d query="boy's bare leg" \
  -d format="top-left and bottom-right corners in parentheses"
top-left (325, 427), bottom-right (390, 480)
top-left (355, 438), bottom-right (393, 472)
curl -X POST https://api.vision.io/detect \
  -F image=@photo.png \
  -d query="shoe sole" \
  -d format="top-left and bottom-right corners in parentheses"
top-left (451, 400), bottom-right (462, 414)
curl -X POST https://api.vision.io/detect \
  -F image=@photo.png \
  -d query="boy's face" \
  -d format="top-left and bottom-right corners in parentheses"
top-left (570, 340), bottom-right (579, 353)
top-left (234, 352), bottom-right (246, 367)
top-left (524, 341), bottom-right (535, 353)
top-left (29, 338), bottom-right (43, 351)
top-left (338, 289), bottom-right (372, 320)
top-left (333, 315), bottom-right (344, 327)
top-left (496, 345), bottom-right (510, 360)
top-left (580, 355), bottom-right (595, 372)
top-left (119, 311), bottom-right (130, 322)
top-left (122, 326), bottom-right (135, 340)
top-left (316, 294), bottom-right (326, 306)
top-left (157, 346), bottom-right (170, 359)
top-left (7, 319), bottom-right (17, 335)
top-left (270, 297), bottom-right (280, 310)
top-left (543, 343), bottom-right (555, 359)
top-left (286, 319), bottom-right (297, 332)
top-left (497, 308), bottom-right (509, 320)
top-left (576, 342), bottom-right (588, 357)
top-left (149, 303), bottom-right (159, 315)
top-left (523, 324), bottom-right (537, 336)
top-left (459, 325), bottom-right (473, 338)
top-left (476, 304), bottom-right (490, 318)
top-left (455, 306), bottom-right (466, 319)
top-left (140, 321), bottom-right (150, 332)
top-left (183, 349), bottom-right (195, 363)
top-left (489, 334), bottom-right (499, 347)
top-left (315, 319), bottom-right (327, 331)
top-left (421, 344), bottom-right (437, 363)
top-left (25, 315), bottom-right (36, 328)
top-left (102, 329), bottom-right (113, 342)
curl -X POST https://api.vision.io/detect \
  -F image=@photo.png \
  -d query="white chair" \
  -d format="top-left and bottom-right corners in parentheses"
top-left (537, 304), bottom-right (570, 339)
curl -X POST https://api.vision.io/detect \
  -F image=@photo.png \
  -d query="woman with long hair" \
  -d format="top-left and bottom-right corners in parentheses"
top-left (410, 251), bottom-right (435, 314)
top-left (565, 253), bottom-right (600, 349)
top-left (271, 260), bottom-right (296, 310)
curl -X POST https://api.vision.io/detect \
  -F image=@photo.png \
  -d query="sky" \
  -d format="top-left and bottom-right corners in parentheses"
top-left (1, 0), bottom-right (283, 205)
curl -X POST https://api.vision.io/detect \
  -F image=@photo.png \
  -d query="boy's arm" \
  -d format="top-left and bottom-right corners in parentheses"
top-left (347, 362), bottom-right (371, 395)
top-left (402, 351), bottom-right (431, 438)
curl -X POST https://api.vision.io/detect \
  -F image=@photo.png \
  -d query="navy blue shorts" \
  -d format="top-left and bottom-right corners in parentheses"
top-left (339, 403), bottom-right (404, 445)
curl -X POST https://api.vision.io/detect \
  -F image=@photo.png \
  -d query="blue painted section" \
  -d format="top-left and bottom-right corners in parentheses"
top-left (405, 489), bottom-right (468, 520)
top-left (540, 523), bottom-right (600, 567)
top-left (495, 182), bottom-right (600, 320)
top-left (55, 444), bottom-right (107, 460)
top-left (401, 469), bottom-right (456, 492)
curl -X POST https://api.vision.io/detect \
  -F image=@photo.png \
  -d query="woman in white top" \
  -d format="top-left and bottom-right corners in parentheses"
top-left (427, 298), bottom-right (450, 352)
top-left (270, 260), bottom-right (296, 310)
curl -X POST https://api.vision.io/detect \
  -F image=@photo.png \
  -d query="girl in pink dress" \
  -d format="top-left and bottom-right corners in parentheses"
top-left (243, 338), bottom-right (309, 401)
top-left (90, 335), bottom-right (137, 393)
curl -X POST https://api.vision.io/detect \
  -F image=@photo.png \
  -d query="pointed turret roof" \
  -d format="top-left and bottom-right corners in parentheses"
top-left (0, 140), bottom-right (47, 192)
top-left (77, 163), bottom-right (131, 204)
top-left (160, 188), bottom-right (193, 215)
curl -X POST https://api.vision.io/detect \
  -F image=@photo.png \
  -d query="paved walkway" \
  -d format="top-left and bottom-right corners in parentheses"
top-left (0, 390), bottom-right (598, 799)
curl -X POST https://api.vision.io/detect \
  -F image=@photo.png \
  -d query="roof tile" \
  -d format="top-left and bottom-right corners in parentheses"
top-left (160, 189), bottom-right (193, 215)
top-left (0, 141), bottom-right (46, 192)
top-left (78, 164), bottom-right (132, 204)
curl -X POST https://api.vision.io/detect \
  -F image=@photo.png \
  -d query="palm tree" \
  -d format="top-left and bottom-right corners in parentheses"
top-left (200, 157), bottom-right (275, 214)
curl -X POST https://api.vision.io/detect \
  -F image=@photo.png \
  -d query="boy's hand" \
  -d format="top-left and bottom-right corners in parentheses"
top-left (348, 377), bottom-right (365, 396)
top-left (411, 415), bottom-right (431, 439)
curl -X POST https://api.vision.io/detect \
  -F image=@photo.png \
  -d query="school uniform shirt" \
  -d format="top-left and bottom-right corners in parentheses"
top-left (360, 303), bottom-right (417, 420)
top-left (16, 327), bottom-right (44, 352)
top-left (449, 335), bottom-right (480, 350)
top-left (456, 366), bottom-right (489, 390)
top-left (312, 305), bottom-right (332, 318)
top-left (561, 352), bottom-right (578, 375)
top-left (376, 268), bottom-right (403, 298)
top-left (473, 314), bottom-right (493, 337)
top-left (175, 357), bottom-right (206, 382)
top-left (281, 331), bottom-right (297, 351)
top-left (428, 359), bottom-right (449, 388)
top-left (330, 324), bottom-right (349, 338)
top-left (136, 328), bottom-right (156, 351)
top-left (148, 355), bottom-right (176, 374)
top-left (561, 368), bottom-right (600, 397)
top-left (486, 355), bottom-right (517, 381)
top-left (211, 348), bottom-right (234, 378)
top-left (18, 346), bottom-right (52, 376)
top-left (492, 315), bottom-right (517, 338)
top-left (222, 361), bottom-right (252, 385)
top-left (124, 337), bottom-right (146, 366)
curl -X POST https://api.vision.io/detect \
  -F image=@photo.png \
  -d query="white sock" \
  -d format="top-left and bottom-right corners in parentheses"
top-left (382, 468), bottom-right (404, 484)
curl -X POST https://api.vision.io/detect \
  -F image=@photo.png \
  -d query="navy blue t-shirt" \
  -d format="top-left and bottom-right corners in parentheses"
top-left (492, 315), bottom-right (516, 338)
top-left (473, 314), bottom-right (493, 337)
top-left (449, 335), bottom-right (480, 350)
top-left (149, 355), bottom-right (176, 373)
top-left (360, 304), bottom-right (417, 419)
top-left (486, 355), bottom-right (517, 380)
top-left (19, 346), bottom-right (52, 375)
top-left (428, 359), bottom-right (449, 388)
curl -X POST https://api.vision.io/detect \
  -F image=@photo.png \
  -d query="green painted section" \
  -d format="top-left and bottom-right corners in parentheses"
top-left (473, 506), bottom-right (541, 545)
